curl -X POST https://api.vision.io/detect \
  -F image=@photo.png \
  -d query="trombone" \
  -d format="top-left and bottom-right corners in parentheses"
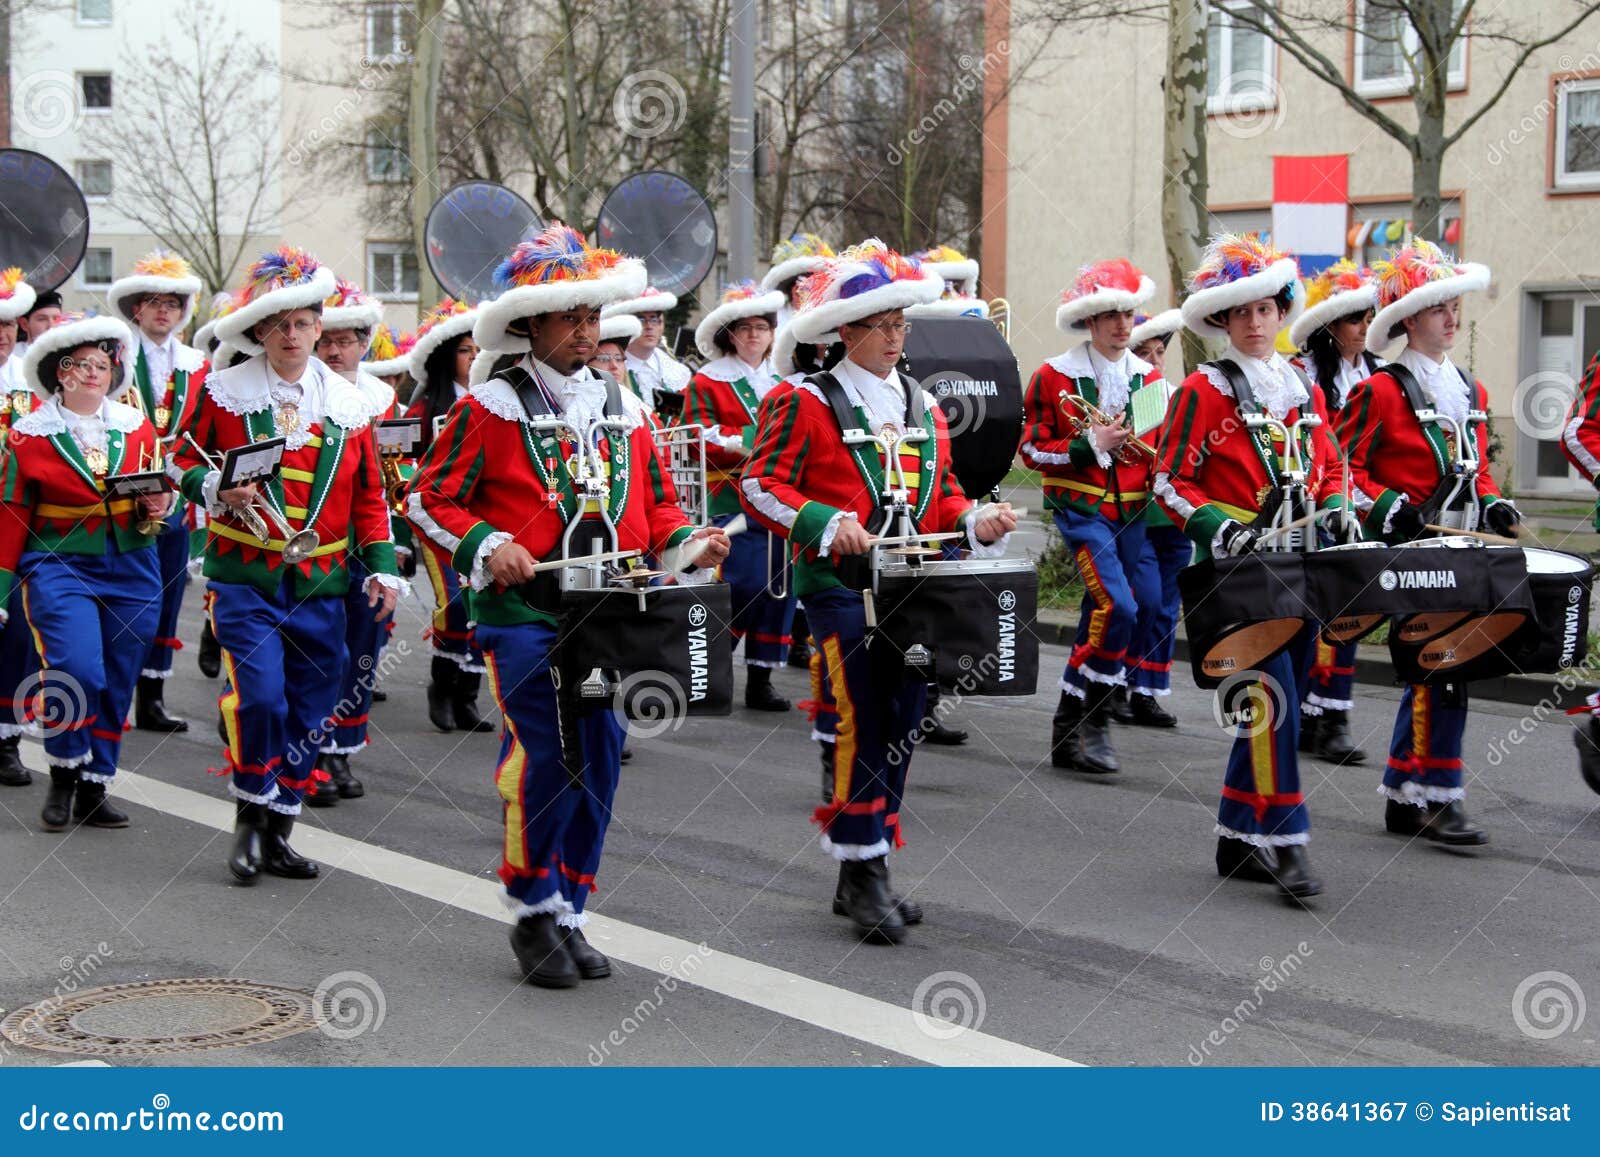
top-left (379, 449), bottom-right (409, 515)
top-left (1057, 390), bottom-right (1157, 463)
top-left (181, 433), bottom-right (321, 564)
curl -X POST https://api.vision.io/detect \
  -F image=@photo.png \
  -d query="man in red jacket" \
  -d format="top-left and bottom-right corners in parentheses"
top-left (743, 240), bottom-right (1015, 944)
top-left (407, 224), bottom-right (728, 989)
top-left (1561, 350), bottom-right (1600, 795)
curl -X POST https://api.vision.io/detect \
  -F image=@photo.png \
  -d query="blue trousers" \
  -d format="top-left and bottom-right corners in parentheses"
top-left (1125, 522), bottom-right (1190, 696)
top-left (717, 513), bottom-right (796, 668)
top-left (325, 556), bottom-right (384, 756)
top-left (1053, 509), bottom-right (1150, 694)
top-left (478, 620), bottom-right (624, 923)
top-left (1303, 637), bottom-right (1358, 715)
top-left (0, 585), bottom-right (38, 739)
top-left (807, 586), bottom-right (927, 858)
top-left (1217, 630), bottom-right (1315, 846)
top-left (1382, 683), bottom-right (1468, 806)
top-left (19, 544), bottom-right (160, 780)
top-left (422, 547), bottom-right (483, 673)
top-left (211, 579), bottom-right (346, 815)
top-left (139, 503), bottom-right (191, 679)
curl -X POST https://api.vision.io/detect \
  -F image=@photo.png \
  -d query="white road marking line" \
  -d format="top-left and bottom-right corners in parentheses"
top-left (45, 752), bottom-right (1077, 1067)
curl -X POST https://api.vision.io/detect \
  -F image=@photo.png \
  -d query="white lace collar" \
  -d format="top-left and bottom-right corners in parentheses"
top-left (1397, 344), bottom-right (1470, 425)
top-left (468, 358), bottom-right (642, 432)
top-left (1048, 342), bottom-right (1152, 414)
top-left (14, 395), bottom-right (145, 438)
top-left (697, 354), bottom-right (776, 388)
top-left (1200, 345), bottom-right (1308, 420)
top-left (206, 354), bottom-right (373, 436)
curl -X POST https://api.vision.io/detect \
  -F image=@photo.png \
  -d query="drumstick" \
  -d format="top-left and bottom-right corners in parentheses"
top-left (667, 515), bottom-right (748, 570)
top-left (1253, 512), bottom-right (1320, 541)
top-left (526, 548), bottom-right (640, 574)
top-left (1424, 524), bottom-right (1520, 546)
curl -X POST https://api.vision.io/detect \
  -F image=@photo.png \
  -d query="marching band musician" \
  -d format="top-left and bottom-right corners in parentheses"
top-left (910, 245), bottom-right (991, 319)
top-left (1561, 348), bottom-right (1600, 795)
top-left (601, 284), bottom-right (692, 414)
top-left (306, 279), bottom-right (394, 806)
top-left (407, 223), bottom-right (729, 988)
top-left (1154, 233), bottom-right (1357, 901)
top-left (1336, 241), bottom-right (1513, 846)
top-left (0, 268), bottom-right (41, 788)
top-left (1121, 308), bottom-right (1189, 726)
top-left (1286, 261), bottom-right (1379, 767)
top-left (684, 281), bottom-right (797, 711)
top-left (190, 293), bottom-right (238, 684)
top-left (1023, 259), bottom-right (1161, 775)
top-left (405, 299), bottom-right (493, 735)
top-left (1, 313), bottom-right (166, 831)
top-left (763, 233), bottom-right (836, 333)
top-left (171, 248), bottom-right (401, 885)
top-left (106, 251), bottom-right (209, 734)
top-left (743, 240), bottom-right (1015, 945)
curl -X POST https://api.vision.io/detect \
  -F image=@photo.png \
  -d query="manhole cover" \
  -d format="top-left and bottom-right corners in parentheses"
top-left (0, 978), bottom-right (323, 1057)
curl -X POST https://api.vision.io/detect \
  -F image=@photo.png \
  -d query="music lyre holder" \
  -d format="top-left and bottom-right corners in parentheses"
top-left (836, 421), bottom-right (943, 626)
top-left (1242, 412), bottom-right (1327, 554)
top-left (1411, 406), bottom-right (1486, 533)
top-left (529, 410), bottom-right (646, 598)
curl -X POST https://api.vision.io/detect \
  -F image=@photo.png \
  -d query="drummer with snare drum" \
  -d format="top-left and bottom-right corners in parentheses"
top-left (1336, 241), bottom-right (1516, 846)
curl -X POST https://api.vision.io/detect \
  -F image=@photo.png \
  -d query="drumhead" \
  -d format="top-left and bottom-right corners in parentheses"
top-left (1199, 619), bottom-right (1303, 681)
top-left (1524, 548), bottom-right (1590, 576)
top-left (1411, 612), bottom-right (1528, 671)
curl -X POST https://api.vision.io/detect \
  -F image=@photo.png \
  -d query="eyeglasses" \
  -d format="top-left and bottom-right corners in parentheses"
top-left (637, 314), bottom-right (665, 326)
top-left (139, 296), bottom-right (184, 313)
top-left (589, 354), bottom-right (623, 366)
top-left (261, 317), bottom-right (319, 337)
top-left (60, 356), bottom-right (113, 375)
top-left (317, 333), bottom-right (364, 350)
top-left (731, 321), bottom-right (772, 336)
top-left (845, 319), bottom-right (911, 338)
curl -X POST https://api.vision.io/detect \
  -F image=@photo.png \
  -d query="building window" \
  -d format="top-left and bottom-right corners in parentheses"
top-left (1206, 2), bottom-right (1275, 114)
top-left (761, 0), bottom-right (772, 46)
top-left (365, 124), bottom-right (409, 183)
top-left (1349, 198), bottom-right (1462, 266)
top-left (80, 247), bottom-right (114, 289)
top-left (367, 242), bottom-right (419, 301)
top-left (76, 159), bottom-right (113, 198)
top-left (822, 0), bottom-right (834, 16)
top-left (1555, 77), bottom-right (1600, 190)
top-left (1354, 0), bottom-right (1467, 98)
top-left (366, 1), bottom-right (414, 62)
top-left (77, 0), bottom-right (112, 24)
top-left (1521, 292), bottom-right (1600, 492)
top-left (79, 73), bottom-right (112, 111)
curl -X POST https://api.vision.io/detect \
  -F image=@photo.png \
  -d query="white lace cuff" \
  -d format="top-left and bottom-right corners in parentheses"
top-left (1382, 496), bottom-right (1408, 537)
top-left (1087, 425), bottom-right (1117, 469)
top-left (470, 531), bottom-right (515, 591)
top-left (820, 511), bottom-right (853, 557)
top-left (364, 572), bottom-right (410, 597)
top-left (200, 469), bottom-right (225, 517)
top-left (964, 508), bottom-right (1010, 559)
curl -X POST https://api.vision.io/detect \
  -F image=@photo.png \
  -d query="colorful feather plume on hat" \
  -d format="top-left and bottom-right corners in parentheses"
top-left (1371, 239), bottom-right (1471, 310)
top-left (240, 247), bottom-right (323, 305)
top-left (771, 232), bottom-right (834, 264)
top-left (492, 223), bottom-right (625, 292)
top-left (1187, 233), bottom-right (1296, 295)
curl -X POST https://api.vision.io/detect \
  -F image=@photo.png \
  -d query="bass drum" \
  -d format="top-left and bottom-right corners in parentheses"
top-left (900, 316), bottom-right (1022, 499)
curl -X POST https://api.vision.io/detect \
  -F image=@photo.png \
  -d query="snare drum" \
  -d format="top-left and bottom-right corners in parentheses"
top-left (1178, 553), bottom-right (1310, 689)
top-left (1385, 542), bottom-right (1545, 683)
top-left (872, 558), bottom-right (1039, 696)
top-left (1514, 547), bottom-right (1593, 673)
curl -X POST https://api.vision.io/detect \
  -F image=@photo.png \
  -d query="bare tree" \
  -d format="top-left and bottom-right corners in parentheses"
top-left (81, 0), bottom-right (277, 294)
top-left (410, 0), bottom-right (445, 306)
top-left (1226, 0), bottom-right (1600, 241)
top-left (1164, 0), bottom-right (1208, 368)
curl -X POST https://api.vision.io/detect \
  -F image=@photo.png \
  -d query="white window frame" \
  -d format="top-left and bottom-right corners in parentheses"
top-left (1555, 76), bottom-right (1600, 191)
top-left (1206, 2), bottom-right (1277, 115)
top-left (76, 0), bottom-right (113, 26)
top-left (78, 72), bottom-right (113, 113)
top-left (367, 242), bottom-right (418, 303)
top-left (365, 125), bottom-right (408, 183)
top-left (365, 1), bottom-right (414, 63)
top-left (79, 246), bottom-right (115, 290)
top-left (1354, 0), bottom-right (1467, 99)
top-left (75, 159), bottom-right (113, 199)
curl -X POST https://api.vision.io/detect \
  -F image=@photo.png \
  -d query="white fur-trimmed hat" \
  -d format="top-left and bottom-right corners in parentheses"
top-left (905, 296), bottom-right (990, 320)
top-left (694, 282), bottom-right (785, 359)
top-left (408, 299), bottom-right (479, 383)
top-left (783, 239), bottom-right (943, 349)
top-left (599, 314), bottom-right (642, 345)
top-left (1055, 259), bottom-right (1156, 332)
top-left (602, 287), bottom-right (677, 318)
top-left (1180, 233), bottom-right (1303, 342)
top-left (1129, 308), bottom-right (1183, 349)
top-left (20, 313), bottom-right (136, 403)
top-left (1365, 240), bottom-right (1489, 356)
top-left (107, 250), bottom-right (204, 331)
top-left (192, 291), bottom-right (234, 354)
top-left (472, 223), bottom-right (647, 355)
top-left (321, 278), bottom-right (385, 348)
top-left (762, 232), bottom-right (836, 292)
top-left (0, 268), bottom-right (37, 322)
top-left (1288, 260), bottom-right (1377, 350)
top-left (214, 247), bottom-right (338, 356)
top-left (363, 323), bottom-right (415, 378)
top-left (914, 245), bottom-right (980, 297)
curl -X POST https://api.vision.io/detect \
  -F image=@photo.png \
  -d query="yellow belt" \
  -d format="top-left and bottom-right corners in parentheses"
top-left (36, 498), bottom-right (136, 519)
top-left (1045, 477), bottom-right (1150, 503)
top-left (280, 467), bottom-right (316, 483)
top-left (209, 521), bottom-right (348, 557)
top-left (1212, 501), bottom-right (1256, 522)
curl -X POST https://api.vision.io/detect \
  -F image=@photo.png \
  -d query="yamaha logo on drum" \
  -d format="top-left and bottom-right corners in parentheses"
top-left (686, 604), bottom-right (709, 701)
top-left (1379, 568), bottom-right (1457, 591)
top-left (688, 603), bottom-right (708, 627)
top-left (1378, 570), bottom-right (1398, 591)
top-left (998, 590), bottom-right (1017, 612)
top-left (996, 590), bottom-right (1017, 682)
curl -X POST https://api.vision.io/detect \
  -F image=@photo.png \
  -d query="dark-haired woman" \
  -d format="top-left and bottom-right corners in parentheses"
top-left (404, 300), bottom-right (491, 733)
top-left (0, 315), bottom-right (165, 831)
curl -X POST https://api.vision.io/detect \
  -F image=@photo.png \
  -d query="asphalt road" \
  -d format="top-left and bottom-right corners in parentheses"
top-left (2, 585), bottom-right (1598, 1068)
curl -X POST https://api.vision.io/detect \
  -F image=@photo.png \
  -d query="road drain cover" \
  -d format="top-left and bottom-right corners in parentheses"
top-left (1, 978), bottom-right (322, 1057)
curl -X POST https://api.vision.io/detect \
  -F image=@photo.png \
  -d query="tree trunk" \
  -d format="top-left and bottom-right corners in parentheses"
top-left (1163, 0), bottom-right (1209, 369)
top-left (560, 0), bottom-right (586, 226)
top-left (0, 3), bottom-right (11, 149)
top-left (409, 0), bottom-right (445, 310)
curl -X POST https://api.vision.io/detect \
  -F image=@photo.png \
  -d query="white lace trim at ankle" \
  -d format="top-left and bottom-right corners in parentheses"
top-left (556, 910), bottom-right (590, 929)
top-left (1306, 694), bottom-right (1354, 712)
top-left (1214, 824), bottom-right (1309, 848)
top-left (1378, 783), bottom-right (1464, 805)
top-left (503, 892), bottom-right (573, 919)
top-left (140, 667), bottom-right (175, 680)
top-left (78, 770), bottom-right (116, 784)
top-left (267, 799), bottom-right (302, 816)
top-left (228, 783), bottom-right (278, 806)
top-left (821, 835), bottom-right (890, 861)
top-left (50, 751), bottom-right (95, 770)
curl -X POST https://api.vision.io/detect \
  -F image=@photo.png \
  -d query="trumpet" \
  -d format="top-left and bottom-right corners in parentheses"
top-left (379, 450), bottom-right (409, 516)
top-left (133, 443), bottom-right (168, 538)
top-left (182, 433), bottom-right (321, 565)
top-left (1057, 390), bottom-right (1157, 462)
top-left (988, 297), bottom-right (1011, 343)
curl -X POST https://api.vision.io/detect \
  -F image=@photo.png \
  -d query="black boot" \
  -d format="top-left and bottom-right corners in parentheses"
top-left (788, 636), bottom-right (812, 669)
top-left (833, 862), bottom-right (923, 924)
top-left (328, 753), bottom-right (364, 799)
top-left (262, 810), bottom-right (320, 879)
top-left (228, 800), bottom-right (265, 883)
top-left (305, 753), bottom-right (341, 808)
top-left (620, 746), bottom-right (633, 764)
top-left (134, 676), bottom-right (188, 733)
top-left (198, 618), bottom-right (222, 678)
top-left (1050, 691), bottom-right (1082, 770)
top-left (1310, 710), bottom-right (1367, 765)
top-left (1388, 797), bottom-right (1487, 846)
top-left (510, 913), bottom-right (580, 988)
top-left (73, 780), bottom-right (129, 828)
top-left (1129, 692), bottom-right (1177, 728)
top-left (371, 687), bottom-right (388, 703)
top-left (1215, 836), bottom-right (1278, 884)
top-left (453, 671), bottom-right (495, 733)
top-left (835, 857), bottom-right (907, 944)
top-left (40, 767), bottom-right (77, 832)
top-left (819, 741), bottom-right (834, 804)
top-left (562, 925), bottom-right (612, 979)
top-left (1270, 843), bottom-right (1322, 899)
top-left (1075, 683), bottom-right (1120, 775)
top-left (1297, 712), bottom-right (1321, 754)
top-left (1109, 685), bottom-right (1134, 724)
top-left (427, 657), bottom-right (458, 733)
top-left (0, 735), bottom-right (30, 786)
top-left (1578, 718), bottom-right (1600, 796)
top-left (921, 684), bottom-right (968, 745)
top-left (744, 666), bottom-right (790, 711)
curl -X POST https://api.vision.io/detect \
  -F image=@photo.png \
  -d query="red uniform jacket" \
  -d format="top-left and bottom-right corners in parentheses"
top-left (1020, 348), bottom-right (1154, 521)
top-left (683, 364), bottom-right (771, 518)
top-left (1560, 351), bottom-right (1600, 487)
